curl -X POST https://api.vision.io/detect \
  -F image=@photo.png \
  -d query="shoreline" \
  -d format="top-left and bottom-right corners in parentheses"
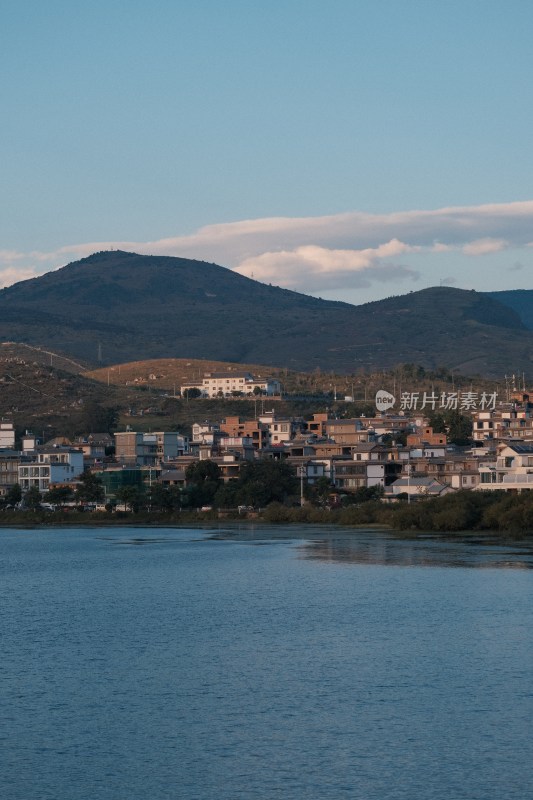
top-left (1, 510), bottom-right (532, 543)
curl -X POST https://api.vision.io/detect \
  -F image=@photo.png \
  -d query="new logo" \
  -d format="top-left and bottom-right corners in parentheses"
top-left (375, 390), bottom-right (396, 412)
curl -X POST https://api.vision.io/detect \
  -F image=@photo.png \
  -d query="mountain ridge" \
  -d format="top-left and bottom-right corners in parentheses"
top-left (488, 289), bottom-right (533, 330)
top-left (1, 251), bottom-right (531, 378)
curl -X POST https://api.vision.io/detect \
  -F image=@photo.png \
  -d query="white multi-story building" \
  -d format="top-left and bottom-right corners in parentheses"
top-left (181, 372), bottom-right (281, 398)
top-left (18, 448), bottom-right (85, 493)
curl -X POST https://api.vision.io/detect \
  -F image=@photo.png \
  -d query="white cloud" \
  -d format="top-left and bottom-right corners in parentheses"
top-left (0, 249), bottom-right (29, 262)
top-left (2, 200), bottom-right (533, 293)
top-left (234, 240), bottom-right (420, 292)
top-left (430, 243), bottom-right (454, 253)
top-left (0, 266), bottom-right (40, 289)
top-left (462, 238), bottom-right (507, 256)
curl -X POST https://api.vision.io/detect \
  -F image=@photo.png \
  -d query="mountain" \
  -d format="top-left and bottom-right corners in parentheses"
top-left (489, 290), bottom-right (533, 330)
top-left (1, 250), bottom-right (532, 378)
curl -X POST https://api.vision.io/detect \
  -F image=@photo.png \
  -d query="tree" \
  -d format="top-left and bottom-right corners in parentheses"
top-left (147, 483), bottom-right (169, 512)
top-left (306, 476), bottom-right (333, 507)
top-left (427, 410), bottom-right (473, 446)
top-left (213, 482), bottom-right (239, 508)
top-left (3, 483), bottom-right (22, 507)
top-left (446, 412), bottom-right (473, 446)
top-left (115, 485), bottom-right (145, 513)
top-left (166, 485), bottom-right (183, 511)
top-left (230, 460), bottom-right (297, 508)
top-left (183, 388), bottom-right (202, 399)
top-left (147, 483), bottom-right (182, 512)
top-left (24, 485), bottom-right (42, 511)
top-left (186, 460), bottom-right (221, 484)
top-left (341, 485), bottom-right (384, 506)
top-left (76, 471), bottom-right (105, 504)
top-left (380, 432), bottom-right (407, 447)
top-left (184, 460), bottom-right (221, 507)
top-left (45, 486), bottom-right (74, 506)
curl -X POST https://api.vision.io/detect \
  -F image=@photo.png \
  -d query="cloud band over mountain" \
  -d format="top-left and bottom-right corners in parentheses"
top-left (1, 201), bottom-right (532, 294)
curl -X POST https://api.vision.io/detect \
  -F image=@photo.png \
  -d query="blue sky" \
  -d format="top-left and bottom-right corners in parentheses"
top-left (1, 0), bottom-right (532, 303)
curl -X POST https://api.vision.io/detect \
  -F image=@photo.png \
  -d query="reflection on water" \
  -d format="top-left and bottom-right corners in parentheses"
top-left (206, 524), bottom-right (533, 570)
top-left (300, 530), bottom-right (533, 570)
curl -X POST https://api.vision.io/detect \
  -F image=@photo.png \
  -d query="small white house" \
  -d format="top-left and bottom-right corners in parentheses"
top-left (477, 443), bottom-right (533, 491)
top-left (386, 476), bottom-right (452, 499)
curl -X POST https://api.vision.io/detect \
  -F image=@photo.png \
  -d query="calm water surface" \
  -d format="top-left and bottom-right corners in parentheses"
top-left (1, 525), bottom-right (532, 800)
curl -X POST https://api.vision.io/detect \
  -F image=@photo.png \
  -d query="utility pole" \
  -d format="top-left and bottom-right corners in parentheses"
top-left (298, 465), bottom-right (305, 507)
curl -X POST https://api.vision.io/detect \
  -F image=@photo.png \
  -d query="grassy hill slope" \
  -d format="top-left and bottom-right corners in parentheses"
top-left (85, 357), bottom-right (287, 391)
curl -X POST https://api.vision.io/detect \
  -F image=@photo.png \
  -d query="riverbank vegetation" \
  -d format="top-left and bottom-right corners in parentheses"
top-left (262, 490), bottom-right (533, 535)
top-left (2, 487), bottom-right (532, 535)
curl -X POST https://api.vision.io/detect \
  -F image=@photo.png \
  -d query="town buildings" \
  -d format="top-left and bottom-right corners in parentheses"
top-left (1, 387), bottom-right (533, 505)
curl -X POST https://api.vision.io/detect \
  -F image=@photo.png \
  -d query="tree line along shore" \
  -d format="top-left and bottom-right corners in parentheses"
top-left (1, 484), bottom-right (532, 536)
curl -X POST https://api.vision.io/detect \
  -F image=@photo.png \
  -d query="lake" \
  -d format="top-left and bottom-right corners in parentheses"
top-left (1, 525), bottom-right (532, 799)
